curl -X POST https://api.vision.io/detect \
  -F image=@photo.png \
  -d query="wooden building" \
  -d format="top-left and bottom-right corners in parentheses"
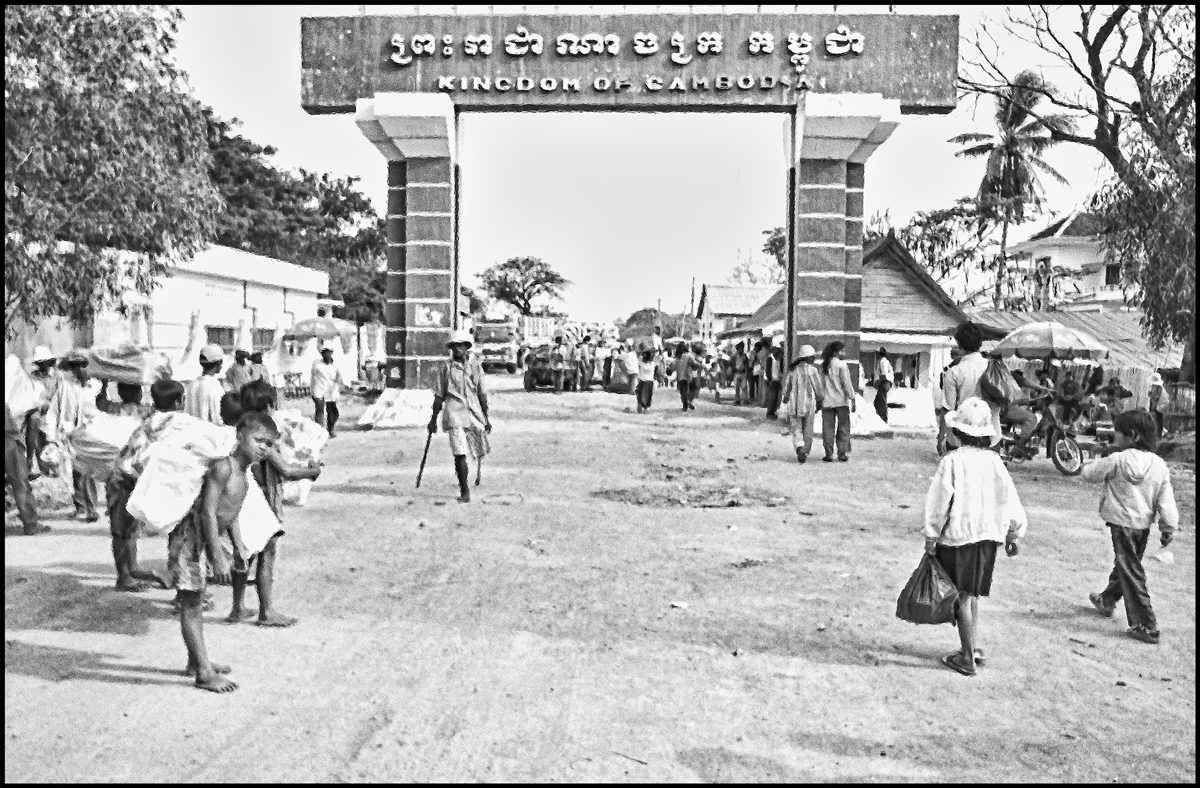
top-left (694, 285), bottom-right (780, 345)
top-left (720, 233), bottom-right (972, 393)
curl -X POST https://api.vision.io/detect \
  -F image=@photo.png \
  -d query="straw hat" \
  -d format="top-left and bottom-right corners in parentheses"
top-left (32, 345), bottom-right (56, 363)
top-left (944, 397), bottom-right (996, 438)
top-left (796, 344), bottom-right (816, 359)
top-left (447, 329), bottom-right (473, 347)
top-left (1148, 372), bottom-right (1164, 386)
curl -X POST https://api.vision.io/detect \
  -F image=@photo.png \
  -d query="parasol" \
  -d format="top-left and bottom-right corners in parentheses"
top-left (991, 321), bottom-right (1109, 361)
top-left (282, 316), bottom-right (356, 342)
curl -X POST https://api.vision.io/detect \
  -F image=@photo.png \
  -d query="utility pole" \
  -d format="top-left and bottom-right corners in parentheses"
top-left (689, 277), bottom-right (696, 317)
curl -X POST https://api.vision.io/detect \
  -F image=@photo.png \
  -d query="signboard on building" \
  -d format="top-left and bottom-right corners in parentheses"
top-left (301, 13), bottom-right (957, 114)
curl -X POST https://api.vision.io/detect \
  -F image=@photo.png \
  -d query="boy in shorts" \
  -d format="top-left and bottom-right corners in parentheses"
top-left (168, 410), bottom-right (279, 693)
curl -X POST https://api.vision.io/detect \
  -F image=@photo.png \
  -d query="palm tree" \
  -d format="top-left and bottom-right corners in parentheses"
top-left (950, 71), bottom-right (1075, 309)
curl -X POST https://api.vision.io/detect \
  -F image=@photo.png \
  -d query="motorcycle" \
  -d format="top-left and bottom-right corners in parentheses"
top-left (937, 394), bottom-right (1084, 476)
top-left (998, 395), bottom-right (1084, 475)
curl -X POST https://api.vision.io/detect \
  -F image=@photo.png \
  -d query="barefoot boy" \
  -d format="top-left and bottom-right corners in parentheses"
top-left (230, 379), bottom-right (321, 626)
top-left (169, 410), bottom-right (278, 693)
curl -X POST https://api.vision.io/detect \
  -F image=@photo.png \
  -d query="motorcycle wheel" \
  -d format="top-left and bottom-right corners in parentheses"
top-left (1051, 435), bottom-right (1084, 476)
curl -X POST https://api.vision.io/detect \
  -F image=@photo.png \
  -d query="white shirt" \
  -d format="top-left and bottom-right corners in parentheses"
top-left (942, 351), bottom-right (1001, 442)
top-left (185, 374), bottom-right (226, 426)
top-left (310, 361), bottom-right (343, 401)
top-left (877, 357), bottom-right (894, 384)
top-left (637, 360), bottom-right (657, 382)
top-left (924, 447), bottom-right (1029, 547)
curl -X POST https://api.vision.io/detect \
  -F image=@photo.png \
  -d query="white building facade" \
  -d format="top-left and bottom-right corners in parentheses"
top-left (11, 245), bottom-right (334, 384)
top-left (1007, 210), bottom-right (1132, 313)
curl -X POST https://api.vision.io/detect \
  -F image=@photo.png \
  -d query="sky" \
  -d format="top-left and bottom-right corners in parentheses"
top-left (172, 4), bottom-right (1111, 323)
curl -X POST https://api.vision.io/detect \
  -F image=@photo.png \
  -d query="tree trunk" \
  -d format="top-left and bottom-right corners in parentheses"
top-left (1182, 333), bottom-right (1196, 384)
top-left (994, 213), bottom-right (1009, 310)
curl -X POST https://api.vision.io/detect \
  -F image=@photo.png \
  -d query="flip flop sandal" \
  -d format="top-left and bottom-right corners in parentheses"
top-left (941, 652), bottom-right (977, 677)
top-left (973, 648), bottom-right (986, 666)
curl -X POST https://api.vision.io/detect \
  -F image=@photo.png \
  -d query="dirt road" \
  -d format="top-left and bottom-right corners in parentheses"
top-left (5, 378), bottom-right (1195, 781)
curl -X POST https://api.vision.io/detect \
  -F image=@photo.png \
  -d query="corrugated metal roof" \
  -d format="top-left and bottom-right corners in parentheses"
top-left (697, 285), bottom-right (779, 318)
top-left (971, 310), bottom-right (1183, 370)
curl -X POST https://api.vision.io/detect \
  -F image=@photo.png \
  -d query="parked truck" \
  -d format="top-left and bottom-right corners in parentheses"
top-left (472, 318), bottom-right (521, 374)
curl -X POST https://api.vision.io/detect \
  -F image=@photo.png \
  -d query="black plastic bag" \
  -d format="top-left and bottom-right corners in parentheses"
top-left (896, 553), bottom-right (960, 625)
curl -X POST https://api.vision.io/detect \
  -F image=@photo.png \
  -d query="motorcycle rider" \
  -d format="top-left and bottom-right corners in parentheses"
top-left (1008, 369), bottom-right (1050, 459)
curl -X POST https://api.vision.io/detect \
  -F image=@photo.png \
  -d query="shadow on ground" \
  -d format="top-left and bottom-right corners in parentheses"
top-left (5, 567), bottom-right (172, 636)
top-left (4, 640), bottom-right (182, 688)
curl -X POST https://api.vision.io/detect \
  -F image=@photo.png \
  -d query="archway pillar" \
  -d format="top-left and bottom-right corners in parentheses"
top-left (789, 93), bottom-right (900, 388)
top-left (356, 92), bottom-right (457, 389)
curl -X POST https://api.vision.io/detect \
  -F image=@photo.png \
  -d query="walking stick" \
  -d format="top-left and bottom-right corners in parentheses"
top-left (415, 429), bottom-right (433, 488)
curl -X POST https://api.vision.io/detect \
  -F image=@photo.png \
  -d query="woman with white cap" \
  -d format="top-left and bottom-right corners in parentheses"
top-left (923, 397), bottom-right (1029, 677)
top-left (1146, 372), bottom-right (1170, 438)
top-left (781, 345), bottom-right (822, 463)
top-left (428, 329), bottom-right (492, 503)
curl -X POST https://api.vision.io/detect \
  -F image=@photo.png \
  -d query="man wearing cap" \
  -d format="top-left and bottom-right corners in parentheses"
top-left (429, 330), bottom-right (492, 503)
top-left (45, 350), bottom-right (101, 520)
top-left (874, 347), bottom-right (894, 423)
top-left (26, 346), bottom-right (60, 477)
top-left (782, 345), bottom-right (822, 463)
top-left (310, 346), bottom-right (344, 437)
top-left (225, 349), bottom-right (255, 394)
top-left (186, 345), bottom-right (227, 426)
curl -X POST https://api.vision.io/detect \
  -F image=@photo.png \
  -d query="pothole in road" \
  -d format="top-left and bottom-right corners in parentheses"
top-left (651, 464), bottom-right (722, 481)
top-left (591, 483), bottom-right (787, 509)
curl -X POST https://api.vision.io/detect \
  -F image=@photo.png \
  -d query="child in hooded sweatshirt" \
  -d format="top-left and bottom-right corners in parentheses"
top-left (1082, 409), bottom-right (1179, 644)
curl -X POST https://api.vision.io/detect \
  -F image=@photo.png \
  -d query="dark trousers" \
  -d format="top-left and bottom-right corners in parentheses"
top-left (5, 429), bottom-right (39, 530)
top-left (765, 381), bottom-right (782, 417)
top-left (749, 375), bottom-right (759, 402)
top-left (821, 406), bottom-right (851, 459)
top-left (72, 469), bottom-right (99, 517)
top-left (24, 413), bottom-right (44, 473)
top-left (312, 398), bottom-right (340, 435)
top-left (1099, 524), bottom-right (1157, 631)
top-left (636, 380), bottom-right (654, 409)
top-left (689, 379), bottom-right (700, 405)
top-left (678, 381), bottom-right (691, 409)
top-left (874, 381), bottom-right (891, 422)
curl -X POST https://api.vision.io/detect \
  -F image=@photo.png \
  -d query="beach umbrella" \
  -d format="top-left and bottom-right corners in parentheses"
top-left (282, 316), bottom-right (356, 342)
top-left (991, 321), bottom-right (1109, 361)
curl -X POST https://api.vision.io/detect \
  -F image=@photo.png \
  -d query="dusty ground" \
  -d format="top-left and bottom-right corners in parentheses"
top-left (5, 377), bottom-right (1196, 782)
